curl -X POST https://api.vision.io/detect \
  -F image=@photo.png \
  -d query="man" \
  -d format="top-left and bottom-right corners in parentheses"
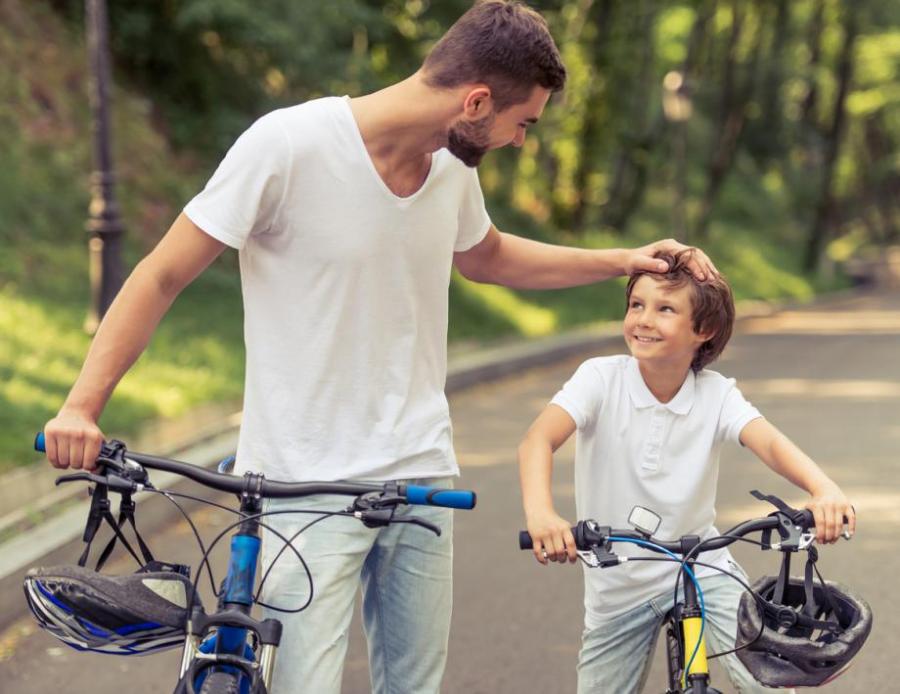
top-left (44, 1), bottom-right (715, 691)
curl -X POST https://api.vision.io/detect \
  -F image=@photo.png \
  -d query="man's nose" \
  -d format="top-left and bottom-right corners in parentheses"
top-left (511, 130), bottom-right (526, 148)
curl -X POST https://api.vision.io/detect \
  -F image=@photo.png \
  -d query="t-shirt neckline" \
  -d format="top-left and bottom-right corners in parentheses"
top-left (340, 95), bottom-right (439, 203)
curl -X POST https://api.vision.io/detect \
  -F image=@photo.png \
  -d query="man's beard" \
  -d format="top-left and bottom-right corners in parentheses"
top-left (447, 113), bottom-right (494, 167)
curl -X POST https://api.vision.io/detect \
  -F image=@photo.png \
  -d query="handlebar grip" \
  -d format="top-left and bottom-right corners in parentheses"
top-left (404, 486), bottom-right (476, 510)
top-left (35, 432), bottom-right (46, 452)
top-left (519, 526), bottom-right (581, 550)
top-left (800, 509), bottom-right (815, 527)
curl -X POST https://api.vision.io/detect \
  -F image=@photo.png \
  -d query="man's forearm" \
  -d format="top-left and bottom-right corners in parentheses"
top-left (471, 232), bottom-right (628, 289)
top-left (61, 260), bottom-right (180, 420)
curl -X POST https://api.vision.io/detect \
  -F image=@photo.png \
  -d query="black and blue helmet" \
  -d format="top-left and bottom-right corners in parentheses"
top-left (24, 564), bottom-right (194, 655)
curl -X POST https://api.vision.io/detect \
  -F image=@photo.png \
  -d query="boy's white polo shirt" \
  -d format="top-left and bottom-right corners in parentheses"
top-left (551, 355), bottom-right (762, 626)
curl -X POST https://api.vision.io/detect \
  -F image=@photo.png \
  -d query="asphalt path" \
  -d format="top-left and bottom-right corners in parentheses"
top-left (2, 290), bottom-right (898, 693)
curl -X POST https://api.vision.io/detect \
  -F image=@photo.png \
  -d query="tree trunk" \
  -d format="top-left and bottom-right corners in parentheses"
top-left (694, 1), bottom-right (764, 238)
top-left (804, 4), bottom-right (859, 271)
top-left (601, 0), bottom-right (716, 232)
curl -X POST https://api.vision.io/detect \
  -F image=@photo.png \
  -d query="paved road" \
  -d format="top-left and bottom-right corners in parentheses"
top-left (2, 290), bottom-right (898, 692)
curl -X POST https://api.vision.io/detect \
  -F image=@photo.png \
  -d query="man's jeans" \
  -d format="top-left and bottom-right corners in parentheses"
top-left (258, 478), bottom-right (454, 694)
top-left (577, 571), bottom-right (796, 694)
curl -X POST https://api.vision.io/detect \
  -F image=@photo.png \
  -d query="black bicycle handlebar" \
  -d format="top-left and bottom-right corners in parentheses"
top-left (519, 511), bottom-right (815, 554)
top-left (34, 433), bottom-right (476, 510)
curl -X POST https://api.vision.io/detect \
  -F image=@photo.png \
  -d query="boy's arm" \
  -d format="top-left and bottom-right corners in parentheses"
top-left (43, 213), bottom-right (226, 471)
top-left (739, 417), bottom-right (855, 543)
top-left (518, 404), bottom-right (578, 564)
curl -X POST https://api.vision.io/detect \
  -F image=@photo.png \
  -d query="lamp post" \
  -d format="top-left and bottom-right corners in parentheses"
top-left (662, 70), bottom-right (693, 243)
top-left (84, 0), bottom-right (124, 334)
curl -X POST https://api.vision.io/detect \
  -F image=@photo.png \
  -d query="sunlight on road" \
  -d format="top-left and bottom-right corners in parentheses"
top-left (740, 379), bottom-right (900, 400)
top-left (741, 310), bottom-right (900, 335)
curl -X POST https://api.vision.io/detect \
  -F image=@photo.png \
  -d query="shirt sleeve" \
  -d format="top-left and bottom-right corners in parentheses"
top-left (549, 360), bottom-right (605, 430)
top-left (454, 166), bottom-right (491, 252)
top-left (183, 111), bottom-right (290, 250)
top-left (717, 380), bottom-right (762, 445)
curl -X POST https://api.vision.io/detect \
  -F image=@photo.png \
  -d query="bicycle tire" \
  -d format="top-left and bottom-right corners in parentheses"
top-left (198, 671), bottom-right (240, 694)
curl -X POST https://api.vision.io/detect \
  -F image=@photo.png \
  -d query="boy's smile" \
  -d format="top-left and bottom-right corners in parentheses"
top-left (623, 275), bottom-right (711, 371)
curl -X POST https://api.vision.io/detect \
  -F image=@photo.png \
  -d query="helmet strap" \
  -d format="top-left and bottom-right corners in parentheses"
top-left (77, 487), bottom-right (156, 571)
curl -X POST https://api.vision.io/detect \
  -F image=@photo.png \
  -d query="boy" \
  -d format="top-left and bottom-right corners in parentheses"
top-left (518, 250), bottom-right (855, 693)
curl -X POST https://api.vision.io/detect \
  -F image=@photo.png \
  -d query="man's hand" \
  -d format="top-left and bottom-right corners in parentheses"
top-left (806, 482), bottom-right (856, 544)
top-left (43, 409), bottom-right (105, 471)
top-left (526, 509), bottom-right (577, 565)
top-left (625, 239), bottom-right (718, 280)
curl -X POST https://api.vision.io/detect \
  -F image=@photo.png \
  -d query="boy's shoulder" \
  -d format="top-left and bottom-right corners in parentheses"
top-left (574, 354), bottom-right (632, 380)
top-left (694, 366), bottom-right (742, 398)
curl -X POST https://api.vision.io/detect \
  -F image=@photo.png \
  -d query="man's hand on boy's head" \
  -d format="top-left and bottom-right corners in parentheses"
top-left (627, 239), bottom-right (718, 281)
top-left (805, 482), bottom-right (856, 544)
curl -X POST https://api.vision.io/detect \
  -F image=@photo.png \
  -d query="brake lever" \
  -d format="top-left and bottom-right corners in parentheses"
top-left (55, 470), bottom-right (140, 494)
top-left (398, 516), bottom-right (442, 536)
top-left (55, 471), bottom-right (107, 486)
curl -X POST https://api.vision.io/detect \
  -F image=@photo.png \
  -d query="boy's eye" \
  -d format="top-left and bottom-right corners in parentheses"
top-left (660, 305), bottom-right (674, 313)
top-left (630, 301), bottom-right (642, 309)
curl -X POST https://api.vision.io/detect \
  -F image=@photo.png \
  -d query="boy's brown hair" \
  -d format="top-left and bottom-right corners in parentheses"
top-left (422, 1), bottom-right (567, 111)
top-left (625, 250), bottom-right (735, 373)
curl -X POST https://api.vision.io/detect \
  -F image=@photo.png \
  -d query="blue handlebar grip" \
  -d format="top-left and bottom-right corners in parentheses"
top-left (405, 485), bottom-right (476, 510)
top-left (35, 432), bottom-right (46, 453)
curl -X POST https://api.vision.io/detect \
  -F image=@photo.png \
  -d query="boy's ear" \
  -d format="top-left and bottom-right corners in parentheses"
top-left (695, 327), bottom-right (716, 343)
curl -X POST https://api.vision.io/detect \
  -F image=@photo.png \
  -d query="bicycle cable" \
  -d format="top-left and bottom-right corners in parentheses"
top-left (608, 536), bottom-right (706, 678)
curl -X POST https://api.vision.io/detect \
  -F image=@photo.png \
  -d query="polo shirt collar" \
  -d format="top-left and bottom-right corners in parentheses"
top-left (625, 357), bottom-right (695, 415)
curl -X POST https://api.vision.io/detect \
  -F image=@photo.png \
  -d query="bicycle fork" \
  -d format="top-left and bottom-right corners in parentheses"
top-left (666, 550), bottom-right (721, 694)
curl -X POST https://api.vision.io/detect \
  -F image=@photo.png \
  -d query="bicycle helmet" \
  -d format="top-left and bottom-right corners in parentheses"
top-left (24, 563), bottom-right (195, 655)
top-left (736, 575), bottom-right (872, 687)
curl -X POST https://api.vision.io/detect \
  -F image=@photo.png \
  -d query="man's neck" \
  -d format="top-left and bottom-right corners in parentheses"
top-left (636, 359), bottom-right (692, 404)
top-left (348, 72), bottom-right (457, 171)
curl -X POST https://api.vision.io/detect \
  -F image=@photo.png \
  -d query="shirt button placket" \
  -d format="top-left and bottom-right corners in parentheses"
top-left (642, 406), bottom-right (666, 472)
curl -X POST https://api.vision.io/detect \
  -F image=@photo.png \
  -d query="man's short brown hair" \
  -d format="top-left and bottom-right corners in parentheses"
top-left (625, 250), bottom-right (735, 373)
top-left (422, 1), bottom-right (566, 110)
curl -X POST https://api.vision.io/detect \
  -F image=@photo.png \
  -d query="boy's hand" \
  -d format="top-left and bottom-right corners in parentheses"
top-left (805, 482), bottom-right (856, 544)
top-left (526, 510), bottom-right (577, 565)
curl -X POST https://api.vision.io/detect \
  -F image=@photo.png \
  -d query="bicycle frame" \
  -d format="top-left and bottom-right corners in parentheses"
top-left (663, 550), bottom-right (719, 694)
top-left (177, 482), bottom-right (280, 694)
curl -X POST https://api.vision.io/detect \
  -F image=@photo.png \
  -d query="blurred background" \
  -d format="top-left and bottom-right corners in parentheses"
top-left (1, 0), bottom-right (899, 471)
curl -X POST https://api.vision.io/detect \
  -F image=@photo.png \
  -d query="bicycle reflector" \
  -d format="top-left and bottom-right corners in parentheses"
top-left (24, 564), bottom-right (194, 655)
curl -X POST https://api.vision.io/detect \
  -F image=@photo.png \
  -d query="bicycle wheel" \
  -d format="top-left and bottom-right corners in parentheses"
top-left (198, 671), bottom-right (240, 694)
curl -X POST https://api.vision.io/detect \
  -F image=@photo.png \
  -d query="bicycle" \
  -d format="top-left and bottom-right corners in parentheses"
top-left (519, 491), bottom-right (870, 693)
top-left (27, 433), bottom-right (476, 694)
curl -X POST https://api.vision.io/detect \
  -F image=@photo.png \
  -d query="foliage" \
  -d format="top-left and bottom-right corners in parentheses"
top-left (2, 0), bottom-right (898, 470)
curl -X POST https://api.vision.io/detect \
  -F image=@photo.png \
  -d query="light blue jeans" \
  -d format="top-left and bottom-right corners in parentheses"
top-left (577, 571), bottom-right (796, 694)
top-left (257, 478), bottom-right (454, 694)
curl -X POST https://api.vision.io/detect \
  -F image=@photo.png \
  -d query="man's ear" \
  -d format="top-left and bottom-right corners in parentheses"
top-left (462, 86), bottom-right (494, 120)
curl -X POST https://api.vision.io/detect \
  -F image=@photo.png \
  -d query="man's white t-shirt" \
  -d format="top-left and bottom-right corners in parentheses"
top-left (184, 97), bottom-right (491, 482)
top-left (550, 355), bottom-right (762, 626)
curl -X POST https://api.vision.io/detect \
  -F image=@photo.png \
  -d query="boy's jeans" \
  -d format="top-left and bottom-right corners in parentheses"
top-left (258, 477), bottom-right (454, 694)
top-left (577, 571), bottom-right (796, 694)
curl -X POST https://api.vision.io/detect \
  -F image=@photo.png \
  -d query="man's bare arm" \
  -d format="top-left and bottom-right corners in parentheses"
top-left (44, 213), bottom-right (227, 470)
top-left (454, 226), bottom-right (717, 289)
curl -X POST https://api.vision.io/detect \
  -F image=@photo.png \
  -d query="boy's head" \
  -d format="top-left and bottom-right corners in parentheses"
top-left (624, 250), bottom-right (734, 373)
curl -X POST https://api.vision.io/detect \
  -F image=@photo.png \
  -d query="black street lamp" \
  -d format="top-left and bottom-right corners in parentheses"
top-left (84, 0), bottom-right (124, 334)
